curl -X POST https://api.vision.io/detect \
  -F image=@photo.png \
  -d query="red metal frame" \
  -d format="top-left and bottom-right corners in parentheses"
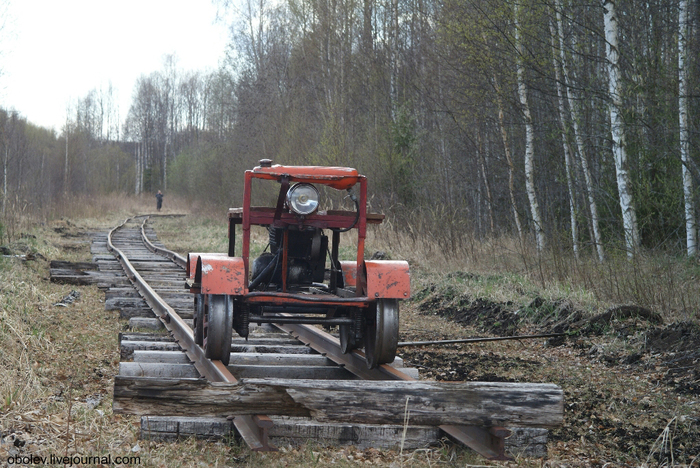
top-left (250, 165), bottom-right (360, 190)
top-left (190, 162), bottom-right (409, 307)
top-left (240, 166), bottom-right (372, 297)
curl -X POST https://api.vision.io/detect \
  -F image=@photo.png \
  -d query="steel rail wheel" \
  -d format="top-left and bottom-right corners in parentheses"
top-left (194, 293), bottom-right (205, 346)
top-left (203, 294), bottom-right (233, 366)
top-left (364, 299), bottom-right (399, 369)
top-left (339, 323), bottom-right (358, 354)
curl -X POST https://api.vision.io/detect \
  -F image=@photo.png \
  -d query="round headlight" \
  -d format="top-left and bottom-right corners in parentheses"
top-left (287, 183), bottom-right (319, 215)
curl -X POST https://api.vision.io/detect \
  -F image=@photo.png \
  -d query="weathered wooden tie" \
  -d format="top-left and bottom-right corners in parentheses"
top-left (102, 218), bottom-right (558, 458)
top-left (113, 377), bottom-right (563, 428)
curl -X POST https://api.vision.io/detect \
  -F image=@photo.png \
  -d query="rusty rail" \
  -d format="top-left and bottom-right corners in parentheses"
top-left (397, 333), bottom-right (566, 347)
top-left (109, 217), bottom-right (515, 460)
top-left (107, 217), bottom-right (275, 451)
top-left (274, 322), bottom-right (513, 460)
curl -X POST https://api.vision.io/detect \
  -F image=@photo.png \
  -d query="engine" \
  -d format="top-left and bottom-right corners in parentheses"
top-left (251, 227), bottom-right (328, 289)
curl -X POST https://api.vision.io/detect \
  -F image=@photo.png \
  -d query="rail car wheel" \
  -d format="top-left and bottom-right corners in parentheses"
top-left (364, 299), bottom-right (399, 369)
top-left (203, 294), bottom-right (233, 366)
top-left (339, 324), bottom-right (358, 354)
top-left (193, 293), bottom-right (204, 346)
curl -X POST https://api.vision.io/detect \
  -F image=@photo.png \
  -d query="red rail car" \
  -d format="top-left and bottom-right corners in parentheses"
top-left (187, 160), bottom-right (410, 368)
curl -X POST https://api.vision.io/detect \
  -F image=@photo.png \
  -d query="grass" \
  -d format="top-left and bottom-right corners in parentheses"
top-left (1, 193), bottom-right (698, 466)
top-left (368, 217), bottom-right (700, 324)
top-left (0, 197), bottom-right (485, 467)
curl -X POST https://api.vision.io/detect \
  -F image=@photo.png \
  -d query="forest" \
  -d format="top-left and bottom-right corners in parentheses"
top-left (1, 0), bottom-right (698, 261)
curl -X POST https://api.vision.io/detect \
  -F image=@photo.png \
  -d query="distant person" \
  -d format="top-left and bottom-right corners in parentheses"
top-left (156, 190), bottom-right (163, 211)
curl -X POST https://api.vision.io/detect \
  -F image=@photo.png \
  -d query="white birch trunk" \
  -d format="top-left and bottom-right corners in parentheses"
top-left (163, 140), bottom-right (168, 192)
top-left (140, 143), bottom-right (145, 194)
top-left (40, 152), bottom-right (45, 203)
top-left (64, 129), bottom-right (69, 197)
top-left (549, 18), bottom-right (579, 259)
top-left (390, 0), bottom-right (399, 118)
top-left (494, 78), bottom-right (525, 247)
top-left (679, 0), bottom-right (696, 256)
top-left (515, 3), bottom-right (545, 252)
top-left (479, 129), bottom-right (495, 234)
top-left (556, 0), bottom-right (604, 261)
top-left (134, 145), bottom-right (139, 195)
top-left (2, 145), bottom-right (7, 217)
top-left (603, 0), bottom-right (639, 257)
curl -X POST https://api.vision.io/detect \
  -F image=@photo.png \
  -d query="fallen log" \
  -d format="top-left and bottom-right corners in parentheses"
top-left (114, 377), bottom-right (563, 428)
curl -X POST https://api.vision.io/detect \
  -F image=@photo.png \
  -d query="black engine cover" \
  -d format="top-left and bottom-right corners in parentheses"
top-left (253, 228), bottom-right (328, 286)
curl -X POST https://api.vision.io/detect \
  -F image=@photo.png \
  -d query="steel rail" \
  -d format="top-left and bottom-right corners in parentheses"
top-left (397, 333), bottom-right (566, 347)
top-left (108, 217), bottom-right (275, 451)
top-left (128, 217), bottom-right (513, 460)
top-left (274, 322), bottom-right (513, 460)
top-left (139, 216), bottom-right (187, 268)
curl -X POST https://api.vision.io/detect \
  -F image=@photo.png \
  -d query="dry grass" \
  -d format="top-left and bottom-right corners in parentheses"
top-left (0, 227), bottom-right (135, 463)
top-left (2, 195), bottom-right (698, 466)
top-left (366, 219), bottom-right (700, 323)
top-left (0, 200), bottom-right (484, 468)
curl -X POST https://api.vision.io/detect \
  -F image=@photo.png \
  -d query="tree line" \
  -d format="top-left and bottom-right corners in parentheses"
top-left (1, 0), bottom-right (698, 259)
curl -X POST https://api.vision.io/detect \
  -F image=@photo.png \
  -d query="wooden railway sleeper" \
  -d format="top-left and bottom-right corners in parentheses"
top-left (108, 218), bottom-right (279, 452)
top-left (113, 218), bottom-right (554, 459)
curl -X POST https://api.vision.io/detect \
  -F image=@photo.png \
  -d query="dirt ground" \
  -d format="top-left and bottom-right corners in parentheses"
top-left (1, 219), bottom-right (698, 467)
top-left (399, 281), bottom-right (700, 466)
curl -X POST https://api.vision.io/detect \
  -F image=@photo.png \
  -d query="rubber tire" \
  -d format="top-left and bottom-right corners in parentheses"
top-left (364, 299), bottom-right (399, 369)
top-left (203, 294), bottom-right (233, 366)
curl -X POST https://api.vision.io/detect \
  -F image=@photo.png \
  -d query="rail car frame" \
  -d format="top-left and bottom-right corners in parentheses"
top-left (187, 160), bottom-right (410, 368)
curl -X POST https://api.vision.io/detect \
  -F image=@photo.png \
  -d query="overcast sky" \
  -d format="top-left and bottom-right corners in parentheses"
top-left (1, 0), bottom-right (231, 132)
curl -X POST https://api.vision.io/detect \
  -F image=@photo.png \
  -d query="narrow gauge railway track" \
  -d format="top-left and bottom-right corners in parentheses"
top-left (105, 217), bottom-right (560, 460)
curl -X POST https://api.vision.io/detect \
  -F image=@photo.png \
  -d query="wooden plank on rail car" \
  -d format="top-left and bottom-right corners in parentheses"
top-left (113, 377), bottom-right (564, 428)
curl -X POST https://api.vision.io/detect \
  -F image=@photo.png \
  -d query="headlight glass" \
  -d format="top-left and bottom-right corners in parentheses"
top-left (287, 183), bottom-right (319, 215)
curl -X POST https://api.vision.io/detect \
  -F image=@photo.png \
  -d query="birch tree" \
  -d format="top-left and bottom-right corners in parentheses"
top-left (63, 116), bottom-right (70, 197)
top-left (494, 77), bottom-right (524, 247)
top-left (679, 0), bottom-right (696, 257)
top-left (555, 0), bottom-right (604, 261)
top-left (514, 2), bottom-right (545, 252)
top-left (549, 18), bottom-right (579, 258)
top-left (603, 0), bottom-right (639, 257)
top-left (1, 129), bottom-right (6, 218)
